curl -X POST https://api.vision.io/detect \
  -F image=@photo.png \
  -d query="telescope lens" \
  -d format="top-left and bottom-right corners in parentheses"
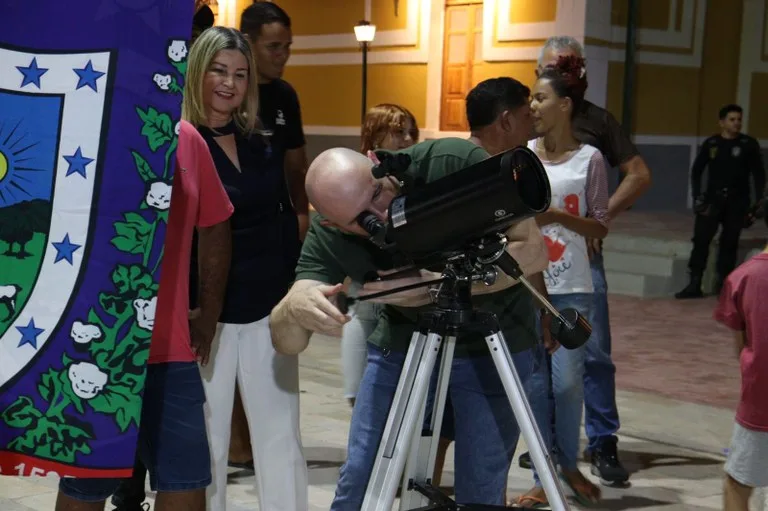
top-left (508, 149), bottom-right (550, 213)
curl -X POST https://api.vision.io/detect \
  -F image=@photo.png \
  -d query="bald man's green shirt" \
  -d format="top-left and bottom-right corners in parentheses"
top-left (297, 138), bottom-right (537, 356)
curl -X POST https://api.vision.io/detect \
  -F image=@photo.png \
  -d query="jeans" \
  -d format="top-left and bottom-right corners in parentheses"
top-left (331, 343), bottom-right (533, 510)
top-left (60, 363), bottom-right (211, 501)
top-left (341, 284), bottom-right (382, 399)
top-left (584, 253), bottom-right (620, 451)
top-left (527, 293), bottom-right (591, 481)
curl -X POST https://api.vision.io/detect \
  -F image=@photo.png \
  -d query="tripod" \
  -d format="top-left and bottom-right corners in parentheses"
top-left (350, 238), bottom-right (587, 511)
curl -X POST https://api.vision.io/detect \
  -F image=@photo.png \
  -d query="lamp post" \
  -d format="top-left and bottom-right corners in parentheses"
top-left (354, 20), bottom-right (376, 123)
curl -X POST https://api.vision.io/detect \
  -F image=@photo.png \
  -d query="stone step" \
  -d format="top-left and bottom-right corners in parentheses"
top-left (602, 250), bottom-right (689, 278)
top-left (603, 244), bottom-right (763, 298)
top-left (604, 271), bottom-right (689, 298)
top-left (602, 233), bottom-right (691, 258)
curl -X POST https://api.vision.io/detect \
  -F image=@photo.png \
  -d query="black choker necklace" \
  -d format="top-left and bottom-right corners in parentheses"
top-left (201, 120), bottom-right (237, 137)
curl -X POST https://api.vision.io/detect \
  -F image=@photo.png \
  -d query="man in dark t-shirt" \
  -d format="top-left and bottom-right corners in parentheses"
top-left (525, 36), bottom-right (652, 487)
top-left (241, 2), bottom-right (309, 240)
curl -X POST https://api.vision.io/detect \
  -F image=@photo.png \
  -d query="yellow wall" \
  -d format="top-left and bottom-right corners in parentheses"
top-left (749, 74), bottom-right (768, 139)
top-left (268, 0), bottom-right (752, 138)
top-left (509, 0), bottom-right (557, 24)
top-left (275, 0), bottom-right (553, 128)
top-left (276, 0), bottom-right (365, 36)
top-left (611, 0), bottom-right (673, 31)
top-left (237, 0), bottom-right (407, 36)
top-left (371, 1), bottom-right (409, 32)
top-left (606, 0), bottom-right (744, 137)
top-left (473, 61), bottom-right (538, 91)
top-left (606, 63), bottom-right (701, 135)
top-left (284, 64), bottom-right (428, 128)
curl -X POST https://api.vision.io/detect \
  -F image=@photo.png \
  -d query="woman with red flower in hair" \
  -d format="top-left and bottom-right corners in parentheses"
top-left (514, 55), bottom-right (609, 508)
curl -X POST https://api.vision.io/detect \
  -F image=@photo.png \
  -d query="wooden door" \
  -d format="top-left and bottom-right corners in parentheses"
top-left (440, 0), bottom-right (484, 132)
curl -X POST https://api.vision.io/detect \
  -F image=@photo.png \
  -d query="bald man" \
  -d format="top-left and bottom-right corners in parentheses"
top-left (270, 137), bottom-right (551, 509)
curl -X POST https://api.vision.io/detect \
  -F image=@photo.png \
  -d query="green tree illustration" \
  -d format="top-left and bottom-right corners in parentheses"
top-left (1, 39), bottom-right (189, 465)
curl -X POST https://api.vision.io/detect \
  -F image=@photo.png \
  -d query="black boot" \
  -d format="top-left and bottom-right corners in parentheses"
top-left (675, 273), bottom-right (704, 299)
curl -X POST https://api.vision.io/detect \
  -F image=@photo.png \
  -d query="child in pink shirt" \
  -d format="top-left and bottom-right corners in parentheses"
top-left (714, 201), bottom-right (768, 511)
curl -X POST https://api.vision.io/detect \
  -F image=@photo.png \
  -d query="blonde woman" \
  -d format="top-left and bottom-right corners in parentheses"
top-left (186, 27), bottom-right (307, 511)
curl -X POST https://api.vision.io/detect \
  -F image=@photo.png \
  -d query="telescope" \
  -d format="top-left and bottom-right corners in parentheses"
top-left (361, 146), bottom-right (548, 258)
top-left (347, 145), bottom-right (591, 350)
top-left (348, 144), bottom-right (589, 511)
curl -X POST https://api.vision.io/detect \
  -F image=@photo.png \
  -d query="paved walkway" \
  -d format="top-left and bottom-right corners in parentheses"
top-left (0, 293), bottom-right (764, 510)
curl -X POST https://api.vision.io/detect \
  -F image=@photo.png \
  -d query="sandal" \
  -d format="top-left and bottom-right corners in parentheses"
top-left (511, 487), bottom-right (549, 509)
top-left (559, 469), bottom-right (601, 507)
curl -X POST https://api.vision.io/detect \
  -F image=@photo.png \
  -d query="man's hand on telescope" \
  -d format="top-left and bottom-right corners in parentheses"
top-left (361, 268), bottom-right (441, 307)
top-left (286, 282), bottom-right (350, 337)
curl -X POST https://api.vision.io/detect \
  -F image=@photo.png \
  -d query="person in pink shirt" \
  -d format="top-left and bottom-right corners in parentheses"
top-left (714, 200), bottom-right (768, 511)
top-left (56, 120), bottom-right (234, 511)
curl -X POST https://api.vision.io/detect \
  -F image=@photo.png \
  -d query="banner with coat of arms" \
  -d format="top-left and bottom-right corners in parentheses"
top-left (0, 0), bottom-right (193, 478)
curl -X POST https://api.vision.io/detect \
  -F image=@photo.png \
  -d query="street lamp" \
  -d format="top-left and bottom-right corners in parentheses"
top-left (354, 20), bottom-right (376, 123)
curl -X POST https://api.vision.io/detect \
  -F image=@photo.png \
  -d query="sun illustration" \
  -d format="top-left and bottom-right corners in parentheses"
top-left (0, 150), bottom-right (8, 182)
top-left (0, 120), bottom-right (54, 207)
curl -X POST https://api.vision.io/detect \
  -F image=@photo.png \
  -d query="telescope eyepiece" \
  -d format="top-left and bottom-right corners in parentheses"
top-left (356, 212), bottom-right (385, 236)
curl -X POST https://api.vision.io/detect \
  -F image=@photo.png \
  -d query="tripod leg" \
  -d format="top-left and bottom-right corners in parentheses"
top-left (485, 331), bottom-right (571, 511)
top-left (362, 331), bottom-right (444, 511)
top-left (399, 335), bottom-right (457, 510)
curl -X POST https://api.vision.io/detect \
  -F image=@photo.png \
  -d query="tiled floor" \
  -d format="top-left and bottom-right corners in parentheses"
top-left (610, 294), bottom-right (740, 409)
top-left (0, 285), bottom-right (763, 510)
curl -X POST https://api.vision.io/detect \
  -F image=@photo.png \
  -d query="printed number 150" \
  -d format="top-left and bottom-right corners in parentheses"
top-left (6, 463), bottom-right (58, 477)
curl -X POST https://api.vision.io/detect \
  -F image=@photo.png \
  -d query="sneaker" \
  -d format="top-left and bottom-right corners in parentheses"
top-left (518, 451), bottom-right (532, 469)
top-left (589, 438), bottom-right (630, 486)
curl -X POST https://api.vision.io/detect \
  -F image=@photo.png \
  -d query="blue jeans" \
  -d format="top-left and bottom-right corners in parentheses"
top-left (331, 343), bottom-right (533, 509)
top-left (59, 362), bottom-right (211, 501)
top-left (527, 293), bottom-right (591, 480)
top-left (584, 253), bottom-right (620, 451)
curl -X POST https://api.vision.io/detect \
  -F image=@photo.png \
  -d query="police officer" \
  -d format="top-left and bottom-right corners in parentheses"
top-left (676, 104), bottom-right (765, 299)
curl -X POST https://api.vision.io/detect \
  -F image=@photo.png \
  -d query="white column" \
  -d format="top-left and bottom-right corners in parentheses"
top-left (737, 0), bottom-right (763, 132)
top-left (582, 0), bottom-right (611, 108)
top-left (425, 0), bottom-right (447, 132)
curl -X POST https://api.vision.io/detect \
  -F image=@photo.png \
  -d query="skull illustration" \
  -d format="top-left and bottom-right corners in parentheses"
top-left (175, 121), bottom-right (181, 136)
top-left (68, 362), bottom-right (108, 400)
top-left (146, 181), bottom-right (172, 210)
top-left (168, 40), bottom-right (188, 62)
top-left (153, 73), bottom-right (172, 91)
top-left (133, 296), bottom-right (157, 331)
top-left (70, 321), bottom-right (102, 345)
